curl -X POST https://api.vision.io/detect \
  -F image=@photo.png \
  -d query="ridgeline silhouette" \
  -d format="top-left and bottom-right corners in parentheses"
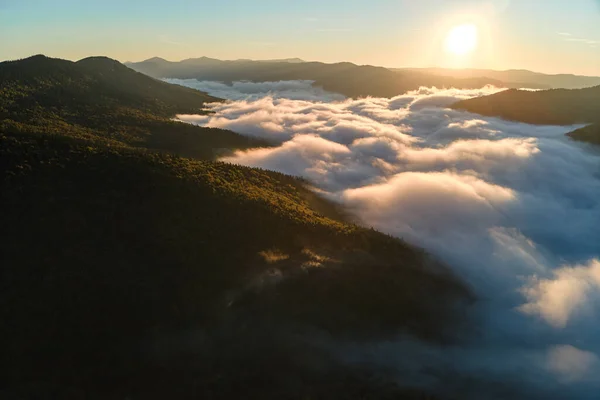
top-left (399, 67), bottom-right (600, 90)
top-left (126, 56), bottom-right (507, 98)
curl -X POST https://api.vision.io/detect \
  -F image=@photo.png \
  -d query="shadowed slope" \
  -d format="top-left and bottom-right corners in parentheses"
top-left (1, 55), bottom-right (472, 399)
top-left (452, 86), bottom-right (600, 125)
top-left (568, 123), bottom-right (600, 145)
top-left (0, 131), bottom-right (470, 399)
top-left (452, 86), bottom-right (600, 145)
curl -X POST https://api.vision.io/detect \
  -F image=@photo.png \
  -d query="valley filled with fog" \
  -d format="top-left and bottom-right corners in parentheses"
top-left (174, 80), bottom-right (600, 399)
top-left (5, 0), bottom-right (600, 398)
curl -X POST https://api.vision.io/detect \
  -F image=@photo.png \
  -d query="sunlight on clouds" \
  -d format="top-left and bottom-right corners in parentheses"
top-left (520, 259), bottom-right (600, 328)
top-left (341, 171), bottom-right (515, 239)
top-left (174, 81), bottom-right (600, 397)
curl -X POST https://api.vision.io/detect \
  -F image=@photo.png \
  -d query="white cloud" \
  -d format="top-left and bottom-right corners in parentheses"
top-left (173, 81), bottom-right (600, 398)
top-left (547, 345), bottom-right (600, 383)
top-left (165, 79), bottom-right (346, 102)
top-left (520, 259), bottom-right (600, 328)
top-left (315, 28), bottom-right (353, 32)
top-left (563, 37), bottom-right (599, 46)
top-left (158, 35), bottom-right (186, 47)
top-left (341, 171), bottom-right (515, 237)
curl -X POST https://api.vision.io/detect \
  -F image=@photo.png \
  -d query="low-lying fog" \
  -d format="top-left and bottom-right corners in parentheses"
top-left (170, 78), bottom-right (600, 399)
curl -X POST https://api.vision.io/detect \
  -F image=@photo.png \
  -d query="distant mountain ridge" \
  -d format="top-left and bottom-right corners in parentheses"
top-left (126, 57), bottom-right (508, 98)
top-left (240, 57), bottom-right (305, 63)
top-left (396, 67), bottom-right (600, 90)
top-left (134, 56), bottom-right (305, 66)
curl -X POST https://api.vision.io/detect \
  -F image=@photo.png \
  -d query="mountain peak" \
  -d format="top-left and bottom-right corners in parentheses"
top-left (77, 56), bottom-right (122, 65)
top-left (254, 57), bottom-right (305, 63)
top-left (0, 54), bottom-right (80, 75)
top-left (180, 56), bottom-right (222, 65)
top-left (26, 54), bottom-right (49, 61)
top-left (2, 54), bottom-right (51, 65)
top-left (143, 56), bottom-right (169, 63)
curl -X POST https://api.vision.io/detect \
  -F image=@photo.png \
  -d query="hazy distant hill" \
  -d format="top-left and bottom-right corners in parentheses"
top-left (126, 57), bottom-right (506, 98)
top-left (248, 57), bottom-right (305, 63)
top-left (566, 122), bottom-right (600, 145)
top-left (452, 85), bottom-right (600, 145)
top-left (1, 55), bottom-right (470, 398)
top-left (399, 67), bottom-right (600, 90)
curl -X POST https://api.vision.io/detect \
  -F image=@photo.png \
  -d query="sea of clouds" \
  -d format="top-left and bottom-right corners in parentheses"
top-left (164, 78), bottom-right (346, 102)
top-left (172, 79), bottom-right (600, 399)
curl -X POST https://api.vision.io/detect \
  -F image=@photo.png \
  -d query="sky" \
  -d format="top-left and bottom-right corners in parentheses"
top-left (1, 0), bottom-right (599, 75)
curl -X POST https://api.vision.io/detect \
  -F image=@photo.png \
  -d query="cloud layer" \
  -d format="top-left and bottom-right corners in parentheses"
top-left (164, 78), bottom-right (346, 102)
top-left (174, 81), bottom-right (600, 398)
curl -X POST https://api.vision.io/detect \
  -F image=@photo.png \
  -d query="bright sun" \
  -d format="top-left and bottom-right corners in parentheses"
top-left (445, 24), bottom-right (478, 56)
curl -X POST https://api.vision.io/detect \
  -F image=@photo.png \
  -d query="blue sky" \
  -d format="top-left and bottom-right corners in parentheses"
top-left (1, 0), bottom-right (599, 74)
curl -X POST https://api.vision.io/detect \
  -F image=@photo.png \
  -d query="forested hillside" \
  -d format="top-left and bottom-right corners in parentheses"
top-left (0, 55), bottom-right (266, 159)
top-left (1, 56), bottom-right (471, 399)
top-left (452, 86), bottom-right (600, 145)
top-left (452, 86), bottom-right (600, 125)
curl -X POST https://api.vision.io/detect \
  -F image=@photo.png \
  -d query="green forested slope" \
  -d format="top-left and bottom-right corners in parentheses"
top-left (1, 55), bottom-right (470, 399)
top-left (0, 55), bottom-right (266, 159)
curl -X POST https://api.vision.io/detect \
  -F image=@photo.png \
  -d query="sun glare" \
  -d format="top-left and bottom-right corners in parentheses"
top-left (445, 24), bottom-right (478, 56)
